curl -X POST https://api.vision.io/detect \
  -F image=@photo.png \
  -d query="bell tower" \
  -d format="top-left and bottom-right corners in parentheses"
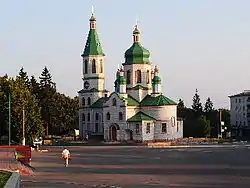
top-left (81, 9), bottom-right (105, 92)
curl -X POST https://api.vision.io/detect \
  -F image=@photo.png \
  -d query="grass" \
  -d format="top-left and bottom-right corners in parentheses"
top-left (0, 170), bottom-right (11, 188)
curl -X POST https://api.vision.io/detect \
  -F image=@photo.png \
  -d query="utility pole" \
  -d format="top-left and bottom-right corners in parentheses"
top-left (218, 109), bottom-right (222, 138)
top-left (22, 106), bottom-right (25, 146)
top-left (8, 92), bottom-right (11, 146)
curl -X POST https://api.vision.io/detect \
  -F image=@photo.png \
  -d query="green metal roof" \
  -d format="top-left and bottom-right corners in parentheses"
top-left (82, 27), bottom-right (105, 57)
top-left (127, 111), bottom-right (156, 122)
top-left (140, 94), bottom-right (177, 106)
top-left (152, 75), bottom-right (161, 85)
top-left (127, 95), bottom-right (140, 106)
top-left (90, 97), bottom-right (108, 108)
top-left (78, 88), bottom-right (109, 93)
top-left (116, 75), bottom-right (126, 85)
top-left (125, 42), bottom-right (150, 64)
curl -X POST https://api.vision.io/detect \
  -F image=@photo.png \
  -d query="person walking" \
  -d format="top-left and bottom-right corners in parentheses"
top-left (61, 147), bottom-right (70, 167)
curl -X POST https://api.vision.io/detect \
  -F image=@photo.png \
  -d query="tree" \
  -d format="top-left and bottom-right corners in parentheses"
top-left (192, 89), bottom-right (203, 116)
top-left (177, 99), bottom-right (185, 109)
top-left (38, 67), bottom-right (56, 135)
top-left (17, 67), bottom-right (29, 85)
top-left (204, 97), bottom-right (214, 113)
top-left (8, 76), bottom-right (44, 144)
top-left (196, 115), bottom-right (211, 137)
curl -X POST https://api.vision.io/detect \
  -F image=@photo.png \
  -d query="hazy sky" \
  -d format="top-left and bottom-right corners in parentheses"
top-left (1, 0), bottom-right (250, 109)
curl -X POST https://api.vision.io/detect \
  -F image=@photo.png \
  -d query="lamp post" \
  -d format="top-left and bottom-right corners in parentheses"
top-left (8, 92), bottom-right (11, 146)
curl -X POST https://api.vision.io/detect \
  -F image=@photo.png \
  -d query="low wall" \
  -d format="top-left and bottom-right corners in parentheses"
top-left (3, 171), bottom-right (20, 188)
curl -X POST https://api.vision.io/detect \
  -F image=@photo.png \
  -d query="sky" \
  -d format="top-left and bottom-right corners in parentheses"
top-left (1, 0), bottom-right (250, 109)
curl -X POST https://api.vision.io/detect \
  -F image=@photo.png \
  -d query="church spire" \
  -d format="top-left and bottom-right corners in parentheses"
top-left (81, 7), bottom-right (104, 57)
top-left (133, 24), bottom-right (140, 43)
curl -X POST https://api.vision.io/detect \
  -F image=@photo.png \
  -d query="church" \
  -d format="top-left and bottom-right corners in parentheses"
top-left (78, 12), bottom-right (183, 142)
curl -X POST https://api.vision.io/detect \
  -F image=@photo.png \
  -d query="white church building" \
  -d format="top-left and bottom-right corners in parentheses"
top-left (78, 12), bottom-right (183, 142)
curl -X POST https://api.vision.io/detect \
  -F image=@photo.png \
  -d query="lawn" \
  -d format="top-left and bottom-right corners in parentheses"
top-left (0, 170), bottom-right (11, 188)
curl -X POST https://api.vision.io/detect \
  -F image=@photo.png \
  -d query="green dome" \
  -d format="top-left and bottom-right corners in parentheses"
top-left (125, 42), bottom-right (150, 64)
top-left (152, 75), bottom-right (161, 85)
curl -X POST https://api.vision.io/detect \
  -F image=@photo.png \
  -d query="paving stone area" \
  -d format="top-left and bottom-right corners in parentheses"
top-left (21, 146), bottom-right (250, 187)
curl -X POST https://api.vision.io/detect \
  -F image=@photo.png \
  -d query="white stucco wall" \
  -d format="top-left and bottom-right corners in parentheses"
top-left (103, 93), bottom-right (128, 141)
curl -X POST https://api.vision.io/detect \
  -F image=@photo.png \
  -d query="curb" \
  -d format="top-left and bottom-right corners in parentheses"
top-left (3, 170), bottom-right (20, 188)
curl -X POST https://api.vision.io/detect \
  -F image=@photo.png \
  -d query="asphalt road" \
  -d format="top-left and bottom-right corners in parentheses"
top-left (21, 145), bottom-right (250, 188)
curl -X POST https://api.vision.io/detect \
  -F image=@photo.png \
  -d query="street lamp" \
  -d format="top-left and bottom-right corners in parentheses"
top-left (8, 92), bottom-right (11, 146)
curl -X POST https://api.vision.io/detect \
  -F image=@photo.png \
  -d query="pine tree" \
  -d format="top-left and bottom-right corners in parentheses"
top-left (18, 67), bottom-right (29, 85)
top-left (204, 97), bottom-right (213, 113)
top-left (177, 99), bottom-right (185, 109)
top-left (38, 67), bottom-right (56, 135)
top-left (39, 67), bottom-right (56, 89)
top-left (192, 89), bottom-right (203, 116)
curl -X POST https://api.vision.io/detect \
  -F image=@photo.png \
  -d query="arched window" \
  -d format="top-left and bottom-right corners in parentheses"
top-left (87, 113), bottom-right (90, 121)
top-left (106, 112), bottom-right (110, 120)
top-left (126, 70), bottom-right (131, 84)
top-left (92, 59), bottom-right (96, 73)
top-left (82, 113), bottom-right (85, 122)
top-left (146, 70), bottom-right (150, 84)
top-left (87, 97), bottom-right (91, 105)
top-left (112, 98), bottom-right (117, 106)
top-left (82, 97), bottom-right (85, 106)
top-left (95, 113), bottom-right (99, 121)
top-left (100, 59), bottom-right (103, 73)
top-left (136, 70), bottom-right (142, 83)
top-left (84, 60), bottom-right (88, 74)
top-left (119, 112), bottom-right (123, 120)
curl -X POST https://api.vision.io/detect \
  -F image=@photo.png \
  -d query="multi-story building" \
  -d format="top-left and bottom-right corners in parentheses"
top-left (229, 90), bottom-right (250, 137)
top-left (78, 12), bottom-right (183, 142)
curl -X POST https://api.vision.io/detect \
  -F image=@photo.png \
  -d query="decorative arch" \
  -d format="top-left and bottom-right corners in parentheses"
top-left (146, 70), bottom-right (150, 84)
top-left (119, 112), bottom-right (123, 120)
top-left (87, 113), bottom-right (90, 121)
top-left (100, 59), bottom-right (103, 73)
top-left (112, 98), bottom-right (117, 106)
top-left (87, 97), bottom-right (91, 105)
top-left (106, 112), bottom-right (111, 120)
top-left (136, 70), bottom-right (142, 83)
top-left (126, 70), bottom-right (131, 84)
top-left (82, 97), bottom-right (85, 106)
top-left (84, 60), bottom-right (88, 74)
top-left (82, 113), bottom-right (85, 122)
top-left (92, 59), bottom-right (96, 73)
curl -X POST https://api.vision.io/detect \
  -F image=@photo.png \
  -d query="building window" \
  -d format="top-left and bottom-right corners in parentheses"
top-left (162, 123), bottom-right (167, 133)
top-left (106, 112), bottom-right (110, 120)
top-left (112, 98), bottom-right (117, 106)
top-left (236, 98), bottom-right (237, 103)
top-left (84, 60), bottom-right (88, 74)
top-left (100, 59), bottom-right (103, 73)
top-left (95, 113), bottom-right (99, 121)
top-left (177, 122), bottom-right (179, 132)
top-left (135, 124), bottom-right (139, 133)
top-left (92, 59), bottom-right (96, 73)
top-left (146, 70), bottom-right (150, 84)
top-left (146, 123), bottom-right (150, 134)
top-left (82, 97), bottom-right (85, 106)
top-left (247, 97), bottom-right (250, 102)
top-left (126, 70), bottom-right (131, 84)
top-left (82, 113), bottom-right (85, 122)
top-left (119, 112), bottom-right (123, 120)
top-left (87, 113), bottom-right (90, 121)
top-left (87, 97), bottom-right (91, 105)
top-left (136, 70), bottom-right (142, 83)
top-left (95, 123), bottom-right (98, 133)
top-left (239, 98), bottom-right (241, 103)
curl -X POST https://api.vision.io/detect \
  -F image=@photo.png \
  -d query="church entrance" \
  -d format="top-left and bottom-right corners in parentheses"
top-left (109, 124), bottom-right (120, 141)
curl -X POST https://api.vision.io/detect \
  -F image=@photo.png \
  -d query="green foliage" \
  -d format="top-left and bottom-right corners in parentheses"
top-left (0, 66), bottom-right (79, 144)
top-left (204, 97), bottom-right (213, 113)
top-left (192, 89), bottom-right (203, 116)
